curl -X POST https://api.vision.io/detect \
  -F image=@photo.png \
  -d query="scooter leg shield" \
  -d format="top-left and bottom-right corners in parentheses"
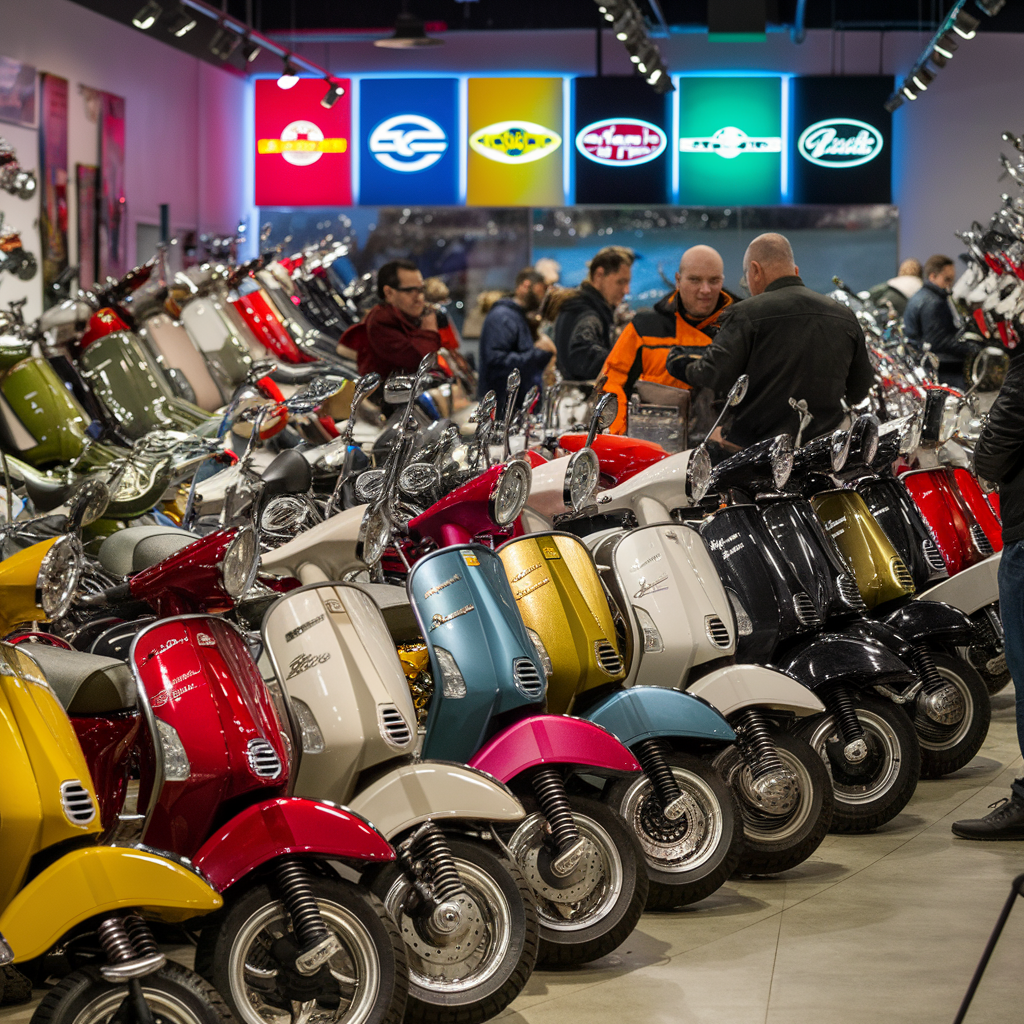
top-left (347, 763), bottom-right (525, 840)
top-left (192, 797), bottom-right (394, 893)
top-left (579, 686), bottom-right (736, 746)
top-left (467, 715), bottom-right (641, 783)
top-left (916, 552), bottom-right (1001, 616)
top-left (0, 847), bottom-right (222, 962)
top-left (779, 635), bottom-right (917, 692)
top-left (686, 664), bottom-right (824, 718)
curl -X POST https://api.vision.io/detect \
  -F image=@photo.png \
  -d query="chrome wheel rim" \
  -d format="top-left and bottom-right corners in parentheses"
top-left (380, 858), bottom-right (511, 996)
top-left (721, 746), bottom-right (815, 845)
top-left (72, 987), bottom-right (196, 1024)
top-left (228, 898), bottom-right (381, 1024)
top-left (619, 767), bottom-right (724, 874)
top-left (507, 811), bottom-right (623, 933)
top-left (917, 664), bottom-right (975, 752)
top-left (807, 708), bottom-right (902, 805)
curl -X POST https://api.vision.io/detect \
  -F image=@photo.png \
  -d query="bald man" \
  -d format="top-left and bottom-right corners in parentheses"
top-left (666, 232), bottom-right (874, 449)
top-left (599, 244), bottom-right (734, 435)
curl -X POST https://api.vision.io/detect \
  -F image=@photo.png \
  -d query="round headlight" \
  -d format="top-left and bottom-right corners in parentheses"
top-left (771, 435), bottom-right (794, 490)
top-left (359, 507), bottom-right (391, 566)
top-left (489, 459), bottom-right (532, 527)
top-left (68, 479), bottom-right (111, 528)
top-left (686, 445), bottom-right (713, 504)
top-left (938, 394), bottom-right (961, 445)
top-left (37, 535), bottom-right (83, 620)
top-left (221, 527), bottom-right (259, 599)
top-left (354, 468), bottom-right (386, 505)
top-left (830, 428), bottom-right (852, 472)
top-left (400, 462), bottom-right (441, 498)
top-left (563, 448), bottom-right (600, 512)
top-left (260, 494), bottom-right (313, 534)
top-left (849, 415), bottom-right (880, 466)
top-left (900, 414), bottom-right (922, 456)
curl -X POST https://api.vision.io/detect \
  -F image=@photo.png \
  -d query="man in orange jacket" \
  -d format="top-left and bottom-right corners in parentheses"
top-left (600, 244), bottom-right (733, 435)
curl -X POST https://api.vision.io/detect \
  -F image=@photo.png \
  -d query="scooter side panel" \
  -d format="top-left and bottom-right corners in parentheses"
top-left (883, 599), bottom-right (975, 645)
top-left (686, 664), bottom-right (824, 718)
top-left (778, 635), bottom-right (916, 691)
top-left (347, 762), bottom-right (524, 839)
top-left (2, 358), bottom-right (90, 464)
top-left (579, 686), bottom-right (735, 746)
top-left (900, 470), bottom-right (977, 576)
top-left (467, 715), bottom-right (640, 782)
top-left (917, 552), bottom-right (1000, 615)
top-left (192, 796), bottom-right (394, 892)
top-left (0, 846), bottom-right (222, 960)
top-left (143, 313), bottom-right (225, 410)
top-left (953, 468), bottom-right (1002, 552)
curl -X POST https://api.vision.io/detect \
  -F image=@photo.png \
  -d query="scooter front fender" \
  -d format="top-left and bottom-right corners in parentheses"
top-left (0, 846), bottom-right (222, 961)
top-left (348, 762), bottom-right (524, 840)
top-left (686, 664), bottom-right (824, 718)
top-left (884, 599), bottom-right (975, 645)
top-left (580, 686), bottom-right (735, 746)
top-left (468, 715), bottom-right (641, 783)
top-left (779, 635), bottom-right (916, 692)
top-left (916, 552), bottom-right (1000, 616)
top-left (192, 797), bottom-right (394, 892)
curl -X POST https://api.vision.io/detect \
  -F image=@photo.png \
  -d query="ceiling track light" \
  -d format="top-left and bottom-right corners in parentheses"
top-left (278, 58), bottom-right (300, 89)
top-left (167, 4), bottom-right (197, 36)
top-left (208, 21), bottom-right (241, 60)
top-left (911, 65), bottom-right (935, 90)
top-left (321, 79), bottom-right (345, 108)
top-left (374, 9), bottom-right (443, 47)
top-left (132, 1), bottom-right (162, 30)
top-left (592, 0), bottom-right (673, 94)
top-left (976, 0), bottom-right (1006, 15)
top-left (933, 32), bottom-right (959, 57)
top-left (928, 48), bottom-right (948, 67)
top-left (902, 84), bottom-right (918, 100)
top-left (953, 8), bottom-right (980, 37)
top-left (883, 92), bottom-right (904, 112)
top-left (240, 36), bottom-right (261, 62)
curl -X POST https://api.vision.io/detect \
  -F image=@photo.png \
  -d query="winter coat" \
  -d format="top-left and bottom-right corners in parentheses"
top-left (477, 298), bottom-right (549, 407)
top-left (348, 302), bottom-right (441, 380)
top-left (903, 281), bottom-right (963, 360)
top-left (553, 282), bottom-right (616, 382)
top-left (975, 355), bottom-right (1024, 544)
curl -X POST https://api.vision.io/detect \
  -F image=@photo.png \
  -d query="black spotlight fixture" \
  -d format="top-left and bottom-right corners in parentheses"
top-left (883, 92), bottom-right (904, 112)
top-left (132, 1), bottom-right (162, 30)
top-left (592, 0), bottom-right (673, 94)
top-left (321, 79), bottom-right (345, 109)
top-left (933, 31), bottom-right (959, 58)
top-left (976, 0), bottom-right (1005, 14)
top-left (374, 4), bottom-right (443, 48)
top-left (240, 35), bottom-right (262, 62)
top-left (953, 8), bottom-right (980, 36)
top-left (910, 65), bottom-right (935, 91)
top-left (278, 58), bottom-right (300, 89)
top-left (167, 4), bottom-right (197, 37)
top-left (208, 21), bottom-right (240, 60)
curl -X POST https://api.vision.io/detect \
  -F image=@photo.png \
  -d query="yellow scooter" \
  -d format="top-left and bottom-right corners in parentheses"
top-left (0, 639), bottom-right (229, 1024)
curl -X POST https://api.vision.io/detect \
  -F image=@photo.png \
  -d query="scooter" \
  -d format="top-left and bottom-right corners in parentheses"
top-left (0, 637), bottom-right (230, 1024)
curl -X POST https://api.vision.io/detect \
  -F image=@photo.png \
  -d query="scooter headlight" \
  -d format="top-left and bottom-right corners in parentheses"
top-left (938, 394), bottom-right (961, 445)
top-left (900, 413), bottom-right (923, 456)
top-left (830, 428), bottom-right (852, 472)
top-left (358, 507), bottom-right (391, 567)
top-left (489, 458), bottom-right (532, 527)
top-left (37, 535), bottom-right (83, 620)
top-left (563, 448), bottom-right (600, 512)
top-left (686, 446), bottom-right (713, 504)
top-left (525, 628), bottom-right (553, 679)
top-left (771, 435), bottom-right (794, 490)
top-left (354, 468), bottom-right (386, 505)
top-left (221, 527), bottom-right (259, 599)
top-left (400, 462), bottom-right (441, 498)
top-left (261, 494), bottom-right (314, 534)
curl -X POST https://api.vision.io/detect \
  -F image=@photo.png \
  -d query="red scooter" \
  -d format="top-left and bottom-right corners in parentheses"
top-left (29, 535), bottom-right (408, 1024)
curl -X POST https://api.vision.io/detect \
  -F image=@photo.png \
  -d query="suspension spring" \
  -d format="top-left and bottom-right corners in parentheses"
top-left (275, 857), bottom-right (329, 953)
top-left (634, 737), bottom-right (683, 811)
top-left (97, 917), bottom-right (135, 963)
top-left (124, 916), bottom-right (158, 958)
top-left (732, 709), bottom-right (788, 782)
top-left (825, 687), bottom-right (865, 745)
top-left (912, 645), bottom-right (944, 692)
top-left (411, 823), bottom-right (465, 904)
top-left (531, 766), bottom-right (581, 852)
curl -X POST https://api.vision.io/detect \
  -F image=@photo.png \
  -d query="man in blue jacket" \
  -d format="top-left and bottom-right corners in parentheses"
top-left (477, 268), bottom-right (555, 408)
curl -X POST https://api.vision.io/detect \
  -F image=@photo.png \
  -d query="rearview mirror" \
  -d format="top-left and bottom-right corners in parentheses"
top-left (728, 375), bottom-right (749, 406)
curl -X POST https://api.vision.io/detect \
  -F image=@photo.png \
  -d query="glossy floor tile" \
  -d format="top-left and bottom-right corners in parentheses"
top-left (3, 690), bottom-right (1021, 1024)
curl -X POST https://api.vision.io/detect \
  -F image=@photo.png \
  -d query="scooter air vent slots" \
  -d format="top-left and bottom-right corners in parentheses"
top-left (922, 539), bottom-right (948, 574)
top-left (513, 658), bottom-right (545, 697)
top-left (836, 575), bottom-right (867, 611)
top-left (60, 780), bottom-right (97, 825)
top-left (594, 641), bottom-right (624, 676)
top-left (379, 705), bottom-right (413, 747)
top-left (891, 558), bottom-right (915, 591)
top-left (246, 738), bottom-right (283, 779)
top-left (969, 524), bottom-right (995, 558)
top-left (704, 615), bottom-right (732, 648)
top-left (792, 594), bottom-right (821, 627)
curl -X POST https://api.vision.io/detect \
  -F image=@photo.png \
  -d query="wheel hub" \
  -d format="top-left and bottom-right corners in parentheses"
top-left (826, 731), bottom-right (883, 781)
top-left (920, 684), bottom-right (965, 726)
top-left (739, 766), bottom-right (800, 816)
top-left (404, 892), bottom-right (485, 965)
top-left (521, 838), bottom-right (602, 904)
top-left (635, 789), bottom-right (707, 857)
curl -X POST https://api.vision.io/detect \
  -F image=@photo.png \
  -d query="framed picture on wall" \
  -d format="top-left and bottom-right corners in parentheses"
top-left (0, 57), bottom-right (37, 128)
top-left (76, 163), bottom-right (98, 290)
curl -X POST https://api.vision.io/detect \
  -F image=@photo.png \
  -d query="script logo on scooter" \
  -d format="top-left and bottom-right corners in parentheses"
top-left (285, 614), bottom-right (325, 642)
top-left (148, 636), bottom-right (189, 659)
top-left (797, 119), bottom-right (883, 169)
top-left (286, 652), bottom-right (331, 680)
top-left (429, 605), bottom-right (474, 631)
top-left (150, 673), bottom-right (201, 708)
top-left (423, 574), bottom-right (461, 599)
top-left (197, 632), bottom-right (216, 646)
top-left (509, 563), bottom-right (541, 584)
top-left (634, 574), bottom-right (669, 599)
top-left (629, 552), bottom-right (662, 573)
top-left (369, 114), bottom-right (448, 173)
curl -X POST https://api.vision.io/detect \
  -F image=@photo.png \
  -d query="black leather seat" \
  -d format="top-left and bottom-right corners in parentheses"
top-left (28, 645), bottom-right (137, 714)
top-left (262, 449), bottom-right (313, 499)
top-left (24, 475), bottom-right (72, 513)
top-left (98, 525), bottom-right (198, 576)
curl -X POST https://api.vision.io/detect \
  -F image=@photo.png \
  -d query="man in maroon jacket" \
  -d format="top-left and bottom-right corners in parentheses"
top-left (351, 259), bottom-right (442, 379)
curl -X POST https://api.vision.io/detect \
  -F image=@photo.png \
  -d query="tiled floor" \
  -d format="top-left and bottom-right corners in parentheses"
top-left (4, 690), bottom-right (1022, 1024)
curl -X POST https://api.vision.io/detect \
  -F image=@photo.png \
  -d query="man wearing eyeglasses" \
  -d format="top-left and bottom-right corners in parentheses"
top-left (353, 259), bottom-right (443, 380)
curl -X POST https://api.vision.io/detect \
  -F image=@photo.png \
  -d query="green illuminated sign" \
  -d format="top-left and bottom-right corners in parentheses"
top-left (677, 77), bottom-right (782, 205)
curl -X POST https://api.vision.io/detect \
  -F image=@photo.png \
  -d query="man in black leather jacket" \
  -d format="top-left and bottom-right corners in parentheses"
top-left (953, 355), bottom-right (1024, 839)
top-left (665, 232), bottom-right (873, 449)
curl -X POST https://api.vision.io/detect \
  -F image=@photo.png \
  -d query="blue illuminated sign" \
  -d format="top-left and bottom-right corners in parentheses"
top-left (359, 78), bottom-right (459, 204)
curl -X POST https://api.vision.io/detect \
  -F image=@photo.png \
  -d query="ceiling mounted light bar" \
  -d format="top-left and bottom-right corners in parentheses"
top-left (885, 0), bottom-right (1003, 111)
top-left (593, 0), bottom-right (674, 94)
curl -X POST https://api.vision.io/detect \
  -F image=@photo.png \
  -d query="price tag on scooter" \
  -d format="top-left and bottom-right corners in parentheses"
top-left (460, 551), bottom-right (480, 567)
top-left (541, 545), bottom-right (561, 560)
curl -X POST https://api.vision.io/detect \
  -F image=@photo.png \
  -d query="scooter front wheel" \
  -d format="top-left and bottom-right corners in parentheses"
top-left (194, 876), bottom-right (407, 1024)
top-left (368, 836), bottom-right (538, 1024)
top-left (606, 751), bottom-right (742, 910)
top-left (32, 963), bottom-right (232, 1024)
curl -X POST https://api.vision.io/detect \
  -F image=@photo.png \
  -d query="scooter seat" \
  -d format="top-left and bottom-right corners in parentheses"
top-left (98, 525), bottom-right (198, 576)
top-left (262, 448), bottom-right (313, 498)
top-left (23, 475), bottom-right (72, 513)
top-left (351, 583), bottom-right (421, 642)
top-left (27, 645), bottom-right (136, 713)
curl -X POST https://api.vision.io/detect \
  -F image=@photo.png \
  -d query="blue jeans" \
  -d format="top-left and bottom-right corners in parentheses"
top-left (997, 540), bottom-right (1024, 780)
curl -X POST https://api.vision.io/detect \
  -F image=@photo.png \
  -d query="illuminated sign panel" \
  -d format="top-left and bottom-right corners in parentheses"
top-left (467, 78), bottom-right (564, 206)
top-left (791, 76), bottom-right (892, 203)
top-left (677, 76), bottom-right (782, 206)
top-left (255, 78), bottom-right (352, 206)
top-left (359, 78), bottom-right (459, 205)
top-left (573, 77), bottom-right (669, 204)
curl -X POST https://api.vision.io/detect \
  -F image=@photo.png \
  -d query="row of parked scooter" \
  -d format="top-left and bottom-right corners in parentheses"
top-left (0, 226), bottom-right (1006, 1024)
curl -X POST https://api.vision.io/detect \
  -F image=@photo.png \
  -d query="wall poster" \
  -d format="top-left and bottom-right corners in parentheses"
top-left (38, 73), bottom-right (68, 307)
top-left (98, 92), bottom-right (127, 280)
top-left (76, 164), bottom-right (98, 290)
top-left (0, 57), bottom-right (36, 128)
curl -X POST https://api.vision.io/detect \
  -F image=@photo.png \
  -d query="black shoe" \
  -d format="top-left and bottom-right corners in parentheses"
top-left (952, 794), bottom-right (1024, 840)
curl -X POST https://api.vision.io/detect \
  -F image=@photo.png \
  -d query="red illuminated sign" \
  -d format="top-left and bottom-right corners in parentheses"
top-left (575, 118), bottom-right (666, 167)
top-left (254, 78), bottom-right (352, 206)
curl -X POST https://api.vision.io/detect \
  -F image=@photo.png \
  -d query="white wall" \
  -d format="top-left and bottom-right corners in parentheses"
top-left (0, 0), bottom-right (248, 320)
top-left (271, 25), bottom-right (1024, 272)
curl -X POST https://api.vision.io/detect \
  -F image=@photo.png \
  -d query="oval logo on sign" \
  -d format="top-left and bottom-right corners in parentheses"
top-left (369, 114), bottom-right (448, 173)
top-left (575, 118), bottom-right (666, 167)
top-left (797, 118), bottom-right (884, 168)
top-left (469, 120), bottom-right (561, 164)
